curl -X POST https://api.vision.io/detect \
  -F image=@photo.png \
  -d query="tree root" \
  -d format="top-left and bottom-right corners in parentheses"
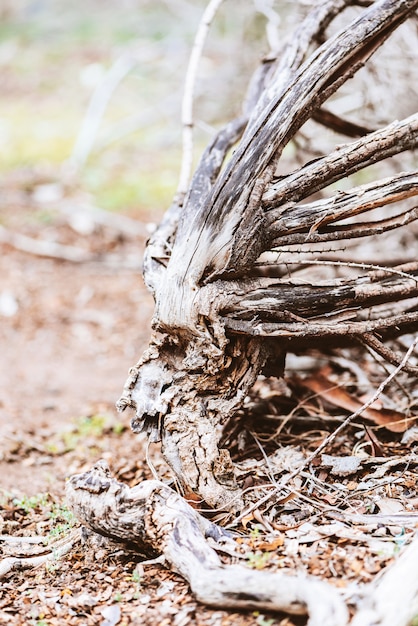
top-left (0, 530), bottom-right (80, 579)
top-left (66, 460), bottom-right (348, 626)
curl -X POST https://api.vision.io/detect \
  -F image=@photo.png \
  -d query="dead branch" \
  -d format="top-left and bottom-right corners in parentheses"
top-left (0, 224), bottom-right (144, 269)
top-left (0, 530), bottom-right (80, 579)
top-left (267, 171), bottom-right (418, 239)
top-left (270, 205), bottom-right (418, 247)
top-left (0, 225), bottom-right (94, 263)
top-left (118, 0), bottom-right (418, 510)
top-left (262, 112), bottom-right (418, 209)
top-left (68, 54), bottom-right (136, 173)
top-left (66, 459), bottom-right (418, 626)
top-left (211, 266), bottom-right (418, 322)
top-left (350, 530), bottom-right (418, 626)
top-left (223, 310), bottom-right (418, 339)
top-left (177, 0), bottom-right (225, 199)
top-left (66, 460), bottom-right (349, 626)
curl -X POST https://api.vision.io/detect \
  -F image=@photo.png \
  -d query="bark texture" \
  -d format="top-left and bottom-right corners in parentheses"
top-left (66, 461), bottom-right (349, 626)
top-left (116, 0), bottom-right (418, 509)
top-left (67, 461), bottom-right (418, 626)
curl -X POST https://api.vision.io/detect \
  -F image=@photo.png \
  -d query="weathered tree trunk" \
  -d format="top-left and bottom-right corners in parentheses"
top-left (116, 0), bottom-right (418, 510)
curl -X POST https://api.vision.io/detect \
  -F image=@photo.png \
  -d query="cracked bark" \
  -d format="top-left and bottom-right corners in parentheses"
top-left (66, 461), bottom-right (349, 626)
top-left (115, 0), bottom-right (418, 510)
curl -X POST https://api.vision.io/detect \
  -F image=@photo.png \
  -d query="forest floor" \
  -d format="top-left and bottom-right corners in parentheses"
top-left (1, 2), bottom-right (418, 625)
top-left (1, 200), bottom-right (418, 626)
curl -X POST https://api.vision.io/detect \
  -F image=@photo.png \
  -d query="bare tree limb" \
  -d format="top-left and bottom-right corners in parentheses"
top-left (262, 112), bottom-right (418, 209)
top-left (361, 332), bottom-right (418, 374)
top-left (176, 0), bottom-right (226, 200)
top-left (122, 0), bottom-right (418, 510)
top-left (223, 310), bottom-right (418, 339)
top-left (68, 54), bottom-right (136, 173)
top-left (267, 171), bottom-right (418, 238)
top-left (0, 530), bottom-right (80, 579)
top-left (270, 205), bottom-right (418, 247)
top-left (66, 460), bottom-right (349, 626)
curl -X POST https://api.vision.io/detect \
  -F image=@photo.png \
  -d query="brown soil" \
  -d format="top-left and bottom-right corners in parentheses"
top-left (0, 228), bottom-right (153, 493)
top-left (1, 214), bottom-right (278, 625)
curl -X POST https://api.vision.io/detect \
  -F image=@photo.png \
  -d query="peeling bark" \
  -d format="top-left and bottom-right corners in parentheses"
top-left (117, 0), bottom-right (418, 509)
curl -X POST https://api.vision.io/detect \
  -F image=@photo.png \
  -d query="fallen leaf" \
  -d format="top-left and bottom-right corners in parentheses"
top-left (321, 454), bottom-right (363, 476)
top-left (300, 373), bottom-right (415, 432)
top-left (401, 425), bottom-right (418, 445)
top-left (257, 536), bottom-right (284, 551)
top-left (375, 498), bottom-right (405, 515)
top-left (101, 604), bottom-right (121, 626)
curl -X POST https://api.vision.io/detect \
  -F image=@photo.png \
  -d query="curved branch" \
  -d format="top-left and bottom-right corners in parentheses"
top-left (208, 262), bottom-right (418, 323)
top-left (222, 310), bottom-right (418, 339)
top-left (270, 205), bottom-right (418, 247)
top-left (267, 171), bottom-right (418, 238)
top-left (158, 0), bottom-right (418, 303)
top-left (361, 332), bottom-right (418, 374)
top-left (66, 461), bottom-right (348, 626)
top-left (262, 112), bottom-right (418, 209)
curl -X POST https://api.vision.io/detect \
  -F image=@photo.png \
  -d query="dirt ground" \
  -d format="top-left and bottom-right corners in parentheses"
top-left (0, 212), bottom-right (291, 626)
top-left (0, 237), bottom-right (152, 493)
top-left (1, 2), bottom-right (418, 625)
top-left (1, 212), bottom-right (418, 626)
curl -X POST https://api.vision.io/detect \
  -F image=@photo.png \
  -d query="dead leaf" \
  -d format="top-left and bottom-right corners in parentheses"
top-left (257, 536), bottom-right (284, 551)
top-left (321, 454), bottom-right (363, 476)
top-left (364, 425), bottom-right (385, 456)
top-left (300, 373), bottom-right (415, 432)
top-left (401, 426), bottom-right (418, 445)
top-left (101, 604), bottom-right (121, 626)
top-left (375, 498), bottom-right (406, 515)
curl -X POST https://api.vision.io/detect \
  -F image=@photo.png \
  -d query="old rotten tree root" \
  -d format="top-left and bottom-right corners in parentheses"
top-left (66, 460), bottom-right (348, 626)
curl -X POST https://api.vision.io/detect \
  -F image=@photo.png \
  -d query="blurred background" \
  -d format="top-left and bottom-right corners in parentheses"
top-left (0, 0), bottom-right (278, 215)
top-left (0, 0), bottom-right (291, 492)
top-left (0, 0), bottom-right (417, 493)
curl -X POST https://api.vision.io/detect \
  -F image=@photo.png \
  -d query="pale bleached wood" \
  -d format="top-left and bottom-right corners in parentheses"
top-left (262, 112), bottom-right (418, 209)
top-left (119, 0), bottom-right (418, 510)
top-left (66, 461), bottom-right (348, 626)
top-left (267, 171), bottom-right (418, 238)
top-left (0, 530), bottom-right (80, 579)
top-left (350, 531), bottom-right (418, 626)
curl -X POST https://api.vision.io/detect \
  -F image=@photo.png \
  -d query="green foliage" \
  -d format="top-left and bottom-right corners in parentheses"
top-left (59, 414), bottom-right (108, 452)
top-left (10, 492), bottom-right (75, 540)
top-left (44, 413), bottom-right (125, 455)
top-left (48, 503), bottom-right (76, 539)
top-left (131, 568), bottom-right (141, 584)
top-left (246, 550), bottom-right (272, 570)
top-left (13, 493), bottom-right (49, 514)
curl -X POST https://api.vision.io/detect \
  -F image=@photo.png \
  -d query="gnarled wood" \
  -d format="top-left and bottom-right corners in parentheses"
top-left (67, 461), bottom-right (418, 626)
top-left (66, 461), bottom-right (349, 626)
top-left (118, 0), bottom-right (418, 509)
